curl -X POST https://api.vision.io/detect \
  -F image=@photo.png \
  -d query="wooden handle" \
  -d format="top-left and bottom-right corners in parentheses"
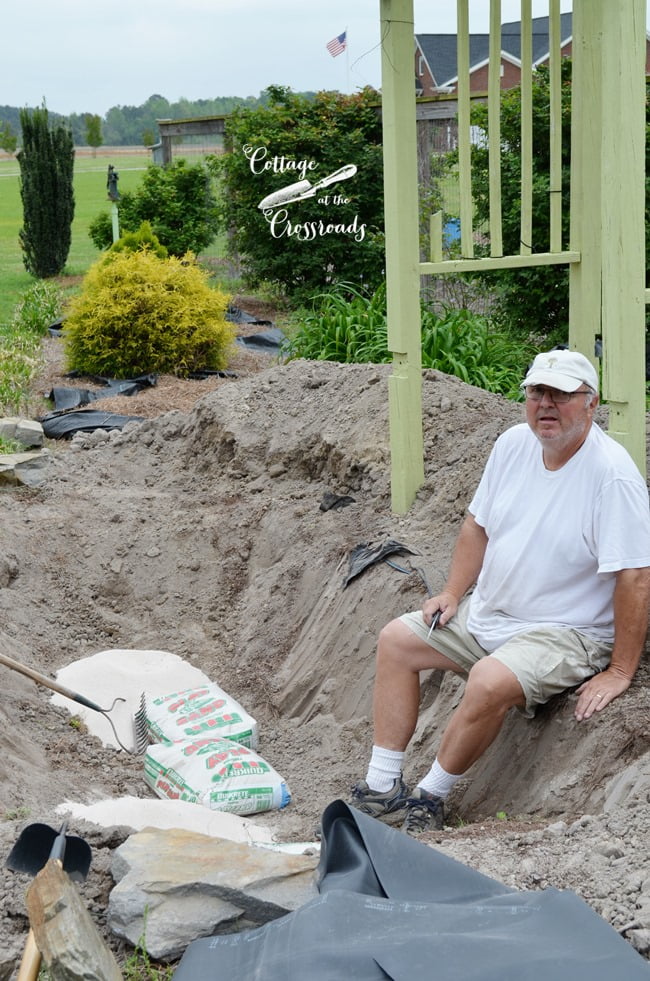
top-left (16, 930), bottom-right (40, 981)
top-left (0, 651), bottom-right (102, 712)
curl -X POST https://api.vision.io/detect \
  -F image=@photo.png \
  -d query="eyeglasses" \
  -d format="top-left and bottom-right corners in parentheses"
top-left (524, 385), bottom-right (592, 404)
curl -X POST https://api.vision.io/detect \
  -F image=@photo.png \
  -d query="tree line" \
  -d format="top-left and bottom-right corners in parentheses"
top-left (0, 92), bottom-right (317, 149)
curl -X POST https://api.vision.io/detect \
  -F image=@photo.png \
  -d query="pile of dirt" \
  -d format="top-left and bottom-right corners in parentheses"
top-left (1, 343), bottom-right (649, 971)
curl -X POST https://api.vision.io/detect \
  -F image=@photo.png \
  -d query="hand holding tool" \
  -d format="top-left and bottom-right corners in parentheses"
top-left (427, 609), bottom-right (441, 639)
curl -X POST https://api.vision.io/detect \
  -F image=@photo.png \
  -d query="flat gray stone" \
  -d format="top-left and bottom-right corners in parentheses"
top-left (0, 450), bottom-right (51, 487)
top-left (0, 416), bottom-right (44, 448)
top-left (15, 419), bottom-right (44, 448)
top-left (108, 826), bottom-right (319, 961)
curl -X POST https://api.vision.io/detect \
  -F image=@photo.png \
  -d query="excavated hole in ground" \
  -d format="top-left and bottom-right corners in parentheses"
top-left (1, 354), bottom-right (649, 966)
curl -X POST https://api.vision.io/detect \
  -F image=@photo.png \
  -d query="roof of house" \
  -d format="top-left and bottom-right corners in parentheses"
top-left (416, 12), bottom-right (573, 88)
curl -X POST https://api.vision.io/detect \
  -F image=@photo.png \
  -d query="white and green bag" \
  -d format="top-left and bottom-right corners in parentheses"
top-left (143, 684), bottom-right (259, 749)
top-left (144, 736), bottom-right (291, 815)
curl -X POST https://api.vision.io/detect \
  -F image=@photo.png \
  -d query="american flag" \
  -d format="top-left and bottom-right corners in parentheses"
top-left (326, 31), bottom-right (347, 58)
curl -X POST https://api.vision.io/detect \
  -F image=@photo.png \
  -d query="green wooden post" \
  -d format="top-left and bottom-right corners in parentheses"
top-left (487, 0), bottom-right (503, 257)
top-left (599, 0), bottom-right (646, 471)
top-left (457, 0), bottom-right (474, 257)
top-left (519, 0), bottom-right (533, 255)
top-left (380, 0), bottom-right (424, 513)
top-left (570, 0), bottom-right (646, 474)
top-left (548, 0), bottom-right (562, 252)
top-left (568, 0), bottom-right (602, 362)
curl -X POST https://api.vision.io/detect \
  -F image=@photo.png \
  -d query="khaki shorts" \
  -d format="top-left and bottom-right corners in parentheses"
top-left (400, 595), bottom-right (612, 718)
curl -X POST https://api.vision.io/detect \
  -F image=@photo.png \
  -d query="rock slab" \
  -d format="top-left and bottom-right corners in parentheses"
top-left (108, 826), bottom-right (319, 961)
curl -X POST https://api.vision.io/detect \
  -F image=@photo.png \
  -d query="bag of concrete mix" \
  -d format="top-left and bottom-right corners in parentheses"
top-left (144, 736), bottom-right (291, 815)
top-left (143, 685), bottom-right (259, 749)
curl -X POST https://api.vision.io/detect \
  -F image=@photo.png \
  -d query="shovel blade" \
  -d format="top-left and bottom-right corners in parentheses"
top-left (6, 823), bottom-right (91, 882)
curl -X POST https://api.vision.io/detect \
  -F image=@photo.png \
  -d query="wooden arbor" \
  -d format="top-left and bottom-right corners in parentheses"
top-left (381, 0), bottom-right (647, 513)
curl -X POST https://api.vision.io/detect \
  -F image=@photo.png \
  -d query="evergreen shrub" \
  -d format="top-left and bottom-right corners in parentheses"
top-left (89, 159), bottom-right (220, 257)
top-left (63, 250), bottom-right (234, 378)
top-left (18, 105), bottom-right (75, 278)
top-left (109, 221), bottom-right (168, 258)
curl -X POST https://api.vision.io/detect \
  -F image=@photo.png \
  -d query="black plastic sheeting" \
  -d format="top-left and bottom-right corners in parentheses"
top-left (48, 374), bottom-right (157, 411)
top-left (227, 305), bottom-right (286, 354)
top-left (39, 409), bottom-right (145, 439)
top-left (235, 326), bottom-right (286, 355)
top-left (320, 490), bottom-right (356, 512)
top-left (342, 539), bottom-right (418, 589)
top-left (48, 317), bottom-right (65, 337)
top-left (226, 304), bottom-right (273, 326)
top-left (187, 368), bottom-right (238, 380)
top-left (172, 800), bottom-right (649, 980)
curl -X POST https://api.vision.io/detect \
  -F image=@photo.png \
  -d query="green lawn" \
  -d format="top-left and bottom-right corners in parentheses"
top-left (0, 150), bottom-right (154, 325)
top-left (0, 148), bottom-right (230, 326)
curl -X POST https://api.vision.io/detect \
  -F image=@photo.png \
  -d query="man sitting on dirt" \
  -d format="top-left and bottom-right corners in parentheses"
top-left (351, 349), bottom-right (650, 836)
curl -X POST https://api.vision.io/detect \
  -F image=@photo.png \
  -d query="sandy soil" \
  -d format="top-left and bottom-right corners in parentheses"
top-left (1, 315), bottom-right (649, 973)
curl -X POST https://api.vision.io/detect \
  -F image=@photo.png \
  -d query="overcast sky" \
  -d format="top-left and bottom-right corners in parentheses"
top-left (5, 1), bottom-right (576, 117)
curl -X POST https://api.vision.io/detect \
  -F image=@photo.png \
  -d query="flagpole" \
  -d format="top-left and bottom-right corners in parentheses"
top-left (346, 25), bottom-right (350, 92)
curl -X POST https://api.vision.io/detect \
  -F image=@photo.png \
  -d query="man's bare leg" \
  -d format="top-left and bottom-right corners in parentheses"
top-left (372, 618), bottom-right (463, 751)
top-left (436, 656), bottom-right (525, 774)
top-left (350, 618), bottom-right (462, 820)
top-left (353, 620), bottom-right (525, 828)
top-left (401, 656), bottom-right (526, 835)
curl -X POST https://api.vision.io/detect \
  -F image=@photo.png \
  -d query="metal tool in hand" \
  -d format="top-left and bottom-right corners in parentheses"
top-left (427, 609), bottom-right (441, 639)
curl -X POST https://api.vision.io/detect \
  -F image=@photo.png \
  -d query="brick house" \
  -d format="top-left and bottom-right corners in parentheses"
top-left (415, 12), bottom-right (573, 96)
top-left (415, 12), bottom-right (650, 96)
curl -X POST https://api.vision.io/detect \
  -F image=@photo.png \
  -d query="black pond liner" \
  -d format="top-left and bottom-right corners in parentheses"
top-left (171, 800), bottom-right (650, 981)
top-left (48, 374), bottom-right (157, 412)
top-left (40, 374), bottom-right (154, 438)
top-left (226, 304), bottom-right (273, 326)
top-left (39, 410), bottom-right (145, 440)
top-left (235, 327), bottom-right (286, 355)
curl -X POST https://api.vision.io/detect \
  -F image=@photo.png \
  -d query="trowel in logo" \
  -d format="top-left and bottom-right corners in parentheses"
top-left (258, 164), bottom-right (357, 211)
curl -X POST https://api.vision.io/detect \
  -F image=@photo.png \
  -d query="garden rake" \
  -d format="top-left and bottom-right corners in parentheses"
top-left (0, 651), bottom-right (149, 754)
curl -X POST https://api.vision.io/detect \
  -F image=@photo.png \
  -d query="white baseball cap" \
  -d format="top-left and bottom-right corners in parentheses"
top-left (521, 349), bottom-right (599, 393)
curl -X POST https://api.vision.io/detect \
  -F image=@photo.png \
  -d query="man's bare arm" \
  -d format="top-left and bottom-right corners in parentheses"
top-left (424, 514), bottom-right (488, 627)
top-left (575, 566), bottom-right (650, 720)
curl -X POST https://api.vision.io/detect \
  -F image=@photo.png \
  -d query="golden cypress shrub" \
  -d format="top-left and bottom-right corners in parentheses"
top-left (63, 250), bottom-right (234, 378)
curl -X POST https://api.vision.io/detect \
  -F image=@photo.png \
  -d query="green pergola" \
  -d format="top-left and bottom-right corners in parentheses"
top-left (381, 0), bottom-right (647, 513)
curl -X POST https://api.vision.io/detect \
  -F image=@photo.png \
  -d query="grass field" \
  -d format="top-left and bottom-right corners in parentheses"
top-left (0, 150), bottom-right (148, 324)
top-left (0, 147), bottom-right (226, 327)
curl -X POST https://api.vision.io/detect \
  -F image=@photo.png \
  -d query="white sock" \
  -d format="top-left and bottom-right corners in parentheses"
top-left (417, 758), bottom-right (463, 800)
top-left (365, 746), bottom-right (405, 792)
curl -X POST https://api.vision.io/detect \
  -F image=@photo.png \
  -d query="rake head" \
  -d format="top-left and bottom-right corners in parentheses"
top-left (133, 691), bottom-right (151, 754)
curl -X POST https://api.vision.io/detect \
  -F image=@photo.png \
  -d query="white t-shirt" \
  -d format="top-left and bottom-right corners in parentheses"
top-left (467, 422), bottom-right (650, 650)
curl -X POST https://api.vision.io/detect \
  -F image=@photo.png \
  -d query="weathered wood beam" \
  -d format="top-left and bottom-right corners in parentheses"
top-left (26, 860), bottom-right (123, 981)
